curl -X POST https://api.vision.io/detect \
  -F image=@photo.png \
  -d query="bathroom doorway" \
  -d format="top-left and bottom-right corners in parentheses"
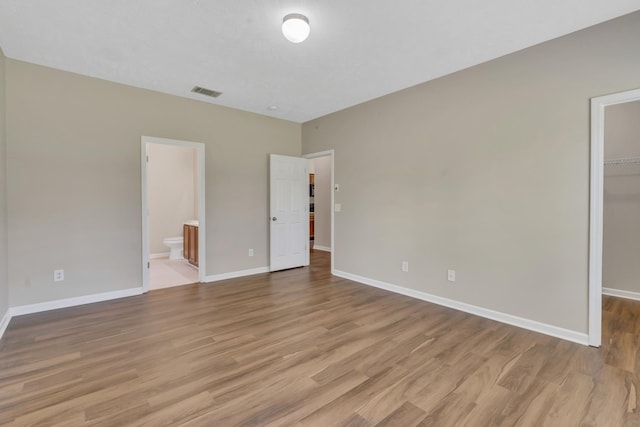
top-left (304, 150), bottom-right (334, 270)
top-left (141, 136), bottom-right (206, 292)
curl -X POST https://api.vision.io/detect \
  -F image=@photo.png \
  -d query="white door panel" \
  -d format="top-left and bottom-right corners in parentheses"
top-left (270, 154), bottom-right (309, 271)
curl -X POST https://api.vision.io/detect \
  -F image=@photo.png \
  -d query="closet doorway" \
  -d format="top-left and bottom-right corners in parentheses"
top-left (589, 88), bottom-right (640, 346)
top-left (601, 101), bottom-right (640, 302)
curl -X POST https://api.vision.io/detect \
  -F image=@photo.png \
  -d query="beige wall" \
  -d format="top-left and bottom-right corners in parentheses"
top-left (148, 143), bottom-right (196, 255)
top-left (312, 156), bottom-right (331, 250)
top-left (6, 59), bottom-right (300, 306)
top-left (302, 11), bottom-right (640, 334)
top-left (603, 101), bottom-right (640, 294)
top-left (0, 47), bottom-right (8, 318)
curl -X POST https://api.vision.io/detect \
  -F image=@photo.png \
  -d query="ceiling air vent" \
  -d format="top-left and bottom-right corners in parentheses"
top-left (191, 86), bottom-right (222, 98)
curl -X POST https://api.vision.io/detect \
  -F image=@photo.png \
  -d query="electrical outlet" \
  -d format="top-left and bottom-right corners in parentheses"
top-left (448, 269), bottom-right (456, 282)
top-left (402, 261), bottom-right (409, 272)
top-left (335, 203), bottom-right (341, 212)
top-left (248, 248), bottom-right (254, 257)
top-left (54, 269), bottom-right (64, 282)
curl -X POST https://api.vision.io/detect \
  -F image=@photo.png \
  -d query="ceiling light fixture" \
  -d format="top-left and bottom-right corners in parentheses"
top-left (282, 13), bottom-right (310, 43)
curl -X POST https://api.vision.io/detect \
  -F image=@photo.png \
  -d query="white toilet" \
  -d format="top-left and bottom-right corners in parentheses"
top-left (163, 236), bottom-right (184, 260)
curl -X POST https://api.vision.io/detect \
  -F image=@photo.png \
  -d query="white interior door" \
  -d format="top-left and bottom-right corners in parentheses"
top-left (270, 154), bottom-right (309, 271)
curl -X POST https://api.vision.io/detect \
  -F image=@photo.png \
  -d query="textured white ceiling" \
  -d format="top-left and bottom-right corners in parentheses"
top-left (0, 1), bottom-right (638, 123)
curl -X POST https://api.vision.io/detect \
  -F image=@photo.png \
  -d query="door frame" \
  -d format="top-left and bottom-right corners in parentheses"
top-left (141, 136), bottom-right (206, 292)
top-left (303, 150), bottom-right (335, 274)
top-left (589, 87), bottom-right (640, 346)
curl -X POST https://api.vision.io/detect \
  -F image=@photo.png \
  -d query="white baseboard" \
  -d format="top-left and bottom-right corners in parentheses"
top-left (0, 308), bottom-right (11, 340)
top-left (150, 252), bottom-right (170, 259)
top-left (312, 245), bottom-right (332, 252)
top-left (603, 287), bottom-right (640, 302)
top-left (205, 267), bottom-right (270, 283)
top-left (333, 270), bottom-right (589, 346)
top-left (10, 287), bottom-right (144, 317)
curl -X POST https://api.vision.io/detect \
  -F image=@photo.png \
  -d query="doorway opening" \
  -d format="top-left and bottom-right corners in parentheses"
top-left (141, 136), bottom-right (206, 292)
top-left (304, 150), bottom-right (335, 272)
top-left (589, 88), bottom-right (640, 346)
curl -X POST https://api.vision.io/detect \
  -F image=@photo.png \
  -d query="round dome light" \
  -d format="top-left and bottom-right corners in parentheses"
top-left (282, 13), bottom-right (310, 43)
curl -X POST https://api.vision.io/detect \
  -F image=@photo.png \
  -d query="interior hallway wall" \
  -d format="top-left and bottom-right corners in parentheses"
top-left (603, 100), bottom-right (640, 295)
top-left (6, 60), bottom-right (300, 307)
top-left (148, 143), bottom-right (196, 256)
top-left (0, 47), bottom-right (9, 321)
top-left (302, 11), bottom-right (640, 335)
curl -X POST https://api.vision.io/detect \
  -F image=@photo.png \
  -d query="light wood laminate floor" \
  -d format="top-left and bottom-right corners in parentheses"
top-left (1, 251), bottom-right (639, 426)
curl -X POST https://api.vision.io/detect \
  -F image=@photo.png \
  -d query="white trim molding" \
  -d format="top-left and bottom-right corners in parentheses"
top-left (603, 287), bottom-right (640, 302)
top-left (333, 270), bottom-right (589, 346)
top-left (0, 309), bottom-right (11, 340)
top-left (312, 245), bottom-right (332, 252)
top-left (10, 288), bottom-right (144, 317)
top-left (589, 87), bottom-right (640, 347)
top-left (205, 267), bottom-right (270, 283)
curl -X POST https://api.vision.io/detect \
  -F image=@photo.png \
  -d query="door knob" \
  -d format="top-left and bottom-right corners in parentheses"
top-left (272, 217), bottom-right (277, 221)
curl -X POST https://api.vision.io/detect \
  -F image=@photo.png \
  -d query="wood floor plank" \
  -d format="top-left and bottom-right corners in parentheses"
top-left (458, 383), bottom-right (512, 427)
top-left (578, 365), bottom-right (631, 427)
top-left (338, 413), bottom-right (373, 427)
top-left (374, 401), bottom-right (425, 427)
top-left (541, 371), bottom-right (594, 426)
top-left (258, 370), bottom-right (369, 427)
top-left (299, 366), bottom-right (410, 426)
top-left (511, 380), bottom-right (560, 427)
top-left (0, 250), bottom-right (639, 426)
top-left (356, 357), bottom-right (440, 424)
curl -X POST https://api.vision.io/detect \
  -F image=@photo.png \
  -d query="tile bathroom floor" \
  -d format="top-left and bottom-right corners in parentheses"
top-left (149, 257), bottom-right (199, 290)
